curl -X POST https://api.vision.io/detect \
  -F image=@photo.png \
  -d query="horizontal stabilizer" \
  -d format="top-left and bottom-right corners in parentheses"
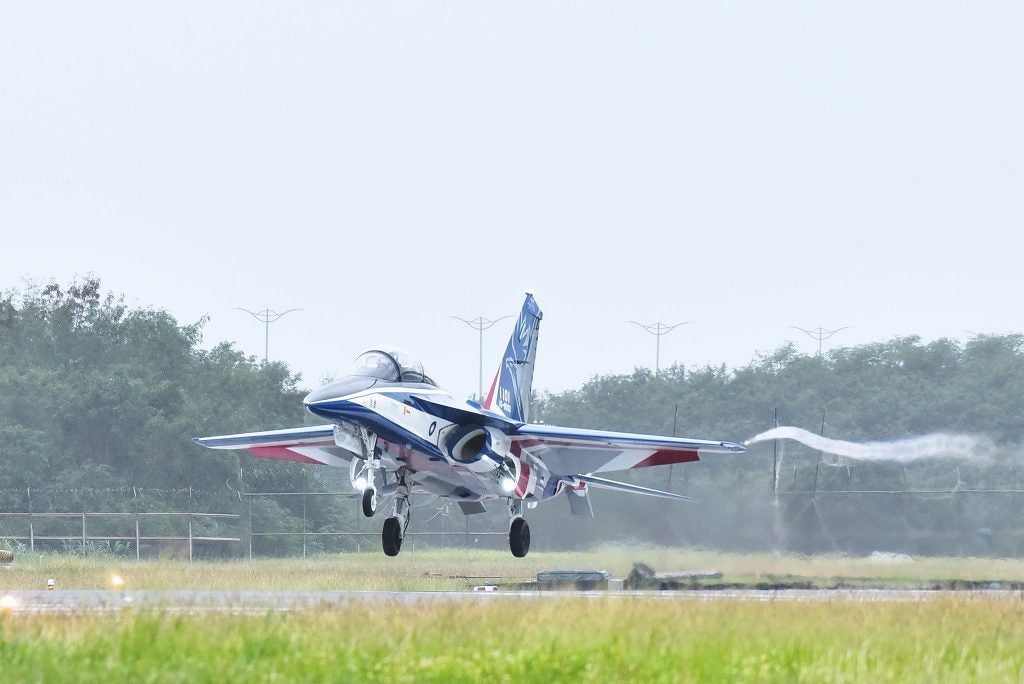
top-left (574, 474), bottom-right (698, 502)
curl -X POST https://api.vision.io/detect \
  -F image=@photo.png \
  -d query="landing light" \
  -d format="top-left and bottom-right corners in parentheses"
top-left (354, 477), bottom-right (368, 491)
top-left (0, 595), bottom-right (16, 611)
top-left (500, 477), bottom-right (516, 493)
top-left (110, 574), bottom-right (125, 589)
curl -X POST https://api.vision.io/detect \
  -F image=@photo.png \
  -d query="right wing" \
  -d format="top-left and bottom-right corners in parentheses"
top-left (193, 425), bottom-right (356, 467)
top-left (513, 423), bottom-right (745, 476)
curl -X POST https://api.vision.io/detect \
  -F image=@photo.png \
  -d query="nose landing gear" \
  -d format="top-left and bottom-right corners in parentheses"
top-left (352, 448), bottom-right (383, 518)
top-left (361, 486), bottom-right (377, 517)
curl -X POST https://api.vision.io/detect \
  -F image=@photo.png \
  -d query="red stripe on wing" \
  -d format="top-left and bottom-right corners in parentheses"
top-left (633, 450), bottom-right (700, 468)
top-left (249, 446), bottom-right (320, 464)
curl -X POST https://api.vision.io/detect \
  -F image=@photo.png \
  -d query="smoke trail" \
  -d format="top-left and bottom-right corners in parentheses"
top-left (746, 426), bottom-right (994, 463)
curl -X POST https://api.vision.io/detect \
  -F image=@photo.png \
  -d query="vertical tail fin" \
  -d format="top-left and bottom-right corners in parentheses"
top-left (482, 292), bottom-right (543, 423)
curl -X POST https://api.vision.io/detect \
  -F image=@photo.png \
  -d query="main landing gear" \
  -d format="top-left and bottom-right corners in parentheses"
top-left (370, 474), bottom-right (530, 558)
top-left (382, 469), bottom-right (411, 557)
top-left (508, 498), bottom-right (530, 558)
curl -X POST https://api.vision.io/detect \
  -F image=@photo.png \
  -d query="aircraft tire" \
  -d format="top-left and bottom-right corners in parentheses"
top-left (509, 517), bottom-right (530, 558)
top-left (382, 517), bottom-right (403, 556)
top-left (361, 488), bottom-right (377, 517)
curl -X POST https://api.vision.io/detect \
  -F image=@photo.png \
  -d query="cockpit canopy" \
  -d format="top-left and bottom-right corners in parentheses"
top-left (349, 347), bottom-right (435, 385)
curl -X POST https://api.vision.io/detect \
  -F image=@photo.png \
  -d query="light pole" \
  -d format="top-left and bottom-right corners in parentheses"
top-left (235, 307), bottom-right (302, 363)
top-left (628, 320), bottom-right (692, 375)
top-left (449, 314), bottom-right (511, 401)
top-left (790, 325), bottom-right (851, 356)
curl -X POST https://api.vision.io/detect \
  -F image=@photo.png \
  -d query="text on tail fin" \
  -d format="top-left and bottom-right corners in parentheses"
top-left (483, 293), bottom-right (543, 423)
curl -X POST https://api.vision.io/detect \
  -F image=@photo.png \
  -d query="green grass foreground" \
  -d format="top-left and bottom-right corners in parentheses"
top-left (3, 598), bottom-right (1024, 682)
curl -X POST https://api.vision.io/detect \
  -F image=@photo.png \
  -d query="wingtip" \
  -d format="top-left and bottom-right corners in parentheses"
top-left (721, 441), bottom-right (746, 452)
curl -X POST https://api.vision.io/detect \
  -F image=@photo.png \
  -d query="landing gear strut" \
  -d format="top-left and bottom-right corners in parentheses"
top-left (508, 498), bottom-right (530, 558)
top-left (352, 449), bottom-right (381, 518)
top-left (382, 469), bottom-right (412, 557)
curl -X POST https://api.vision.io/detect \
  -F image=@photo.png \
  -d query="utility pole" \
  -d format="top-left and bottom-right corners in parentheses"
top-left (235, 307), bottom-right (302, 363)
top-left (628, 321), bottom-right (692, 375)
top-left (449, 314), bottom-right (510, 401)
top-left (790, 325), bottom-right (851, 356)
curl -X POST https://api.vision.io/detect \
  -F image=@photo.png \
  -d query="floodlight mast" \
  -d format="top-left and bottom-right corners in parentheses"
top-left (449, 314), bottom-right (511, 401)
top-left (628, 320), bottom-right (692, 375)
top-left (789, 325), bottom-right (851, 356)
top-left (235, 307), bottom-right (302, 363)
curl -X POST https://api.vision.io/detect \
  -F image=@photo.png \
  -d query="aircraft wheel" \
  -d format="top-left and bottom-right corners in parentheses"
top-left (382, 517), bottom-right (403, 556)
top-left (509, 517), bottom-right (530, 558)
top-left (361, 487), bottom-right (377, 517)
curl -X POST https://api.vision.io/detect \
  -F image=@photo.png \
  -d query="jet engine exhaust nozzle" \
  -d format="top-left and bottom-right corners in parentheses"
top-left (446, 426), bottom-right (510, 475)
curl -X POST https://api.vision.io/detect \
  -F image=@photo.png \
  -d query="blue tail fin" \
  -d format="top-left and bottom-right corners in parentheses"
top-left (482, 292), bottom-right (543, 423)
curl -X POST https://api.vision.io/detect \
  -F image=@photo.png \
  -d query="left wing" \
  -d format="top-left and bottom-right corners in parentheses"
top-left (513, 423), bottom-right (744, 476)
top-left (193, 425), bottom-right (356, 467)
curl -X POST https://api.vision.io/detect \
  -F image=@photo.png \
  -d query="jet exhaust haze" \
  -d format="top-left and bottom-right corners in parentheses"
top-left (746, 426), bottom-right (995, 463)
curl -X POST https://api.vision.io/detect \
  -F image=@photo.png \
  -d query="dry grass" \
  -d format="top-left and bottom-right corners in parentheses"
top-left (3, 547), bottom-right (1024, 591)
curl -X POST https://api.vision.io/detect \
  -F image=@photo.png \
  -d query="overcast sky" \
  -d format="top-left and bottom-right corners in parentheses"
top-left (2, 2), bottom-right (1021, 400)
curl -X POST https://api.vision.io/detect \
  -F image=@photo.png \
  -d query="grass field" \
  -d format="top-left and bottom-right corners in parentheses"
top-left (3, 597), bottom-right (1024, 682)
top-left (4, 549), bottom-right (1024, 681)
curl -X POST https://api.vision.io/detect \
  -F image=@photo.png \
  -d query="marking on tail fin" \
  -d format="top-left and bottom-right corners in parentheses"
top-left (485, 293), bottom-right (543, 423)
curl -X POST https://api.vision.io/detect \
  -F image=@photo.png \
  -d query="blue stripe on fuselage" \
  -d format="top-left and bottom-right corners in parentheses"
top-left (305, 396), bottom-right (445, 460)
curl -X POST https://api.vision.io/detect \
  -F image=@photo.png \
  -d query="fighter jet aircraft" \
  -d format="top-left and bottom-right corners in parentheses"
top-left (194, 293), bottom-right (745, 557)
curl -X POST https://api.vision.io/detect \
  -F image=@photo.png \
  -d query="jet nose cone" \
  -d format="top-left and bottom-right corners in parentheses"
top-left (303, 376), bottom-right (378, 408)
top-left (303, 382), bottom-right (346, 406)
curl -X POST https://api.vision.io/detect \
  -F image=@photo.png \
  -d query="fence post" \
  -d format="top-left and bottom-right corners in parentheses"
top-left (248, 498), bottom-right (253, 560)
top-left (188, 485), bottom-right (194, 563)
top-left (27, 487), bottom-right (34, 553)
top-left (134, 487), bottom-right (141, 561)
top-left (81, 509), bottom-right (87, 553)
top-left (240, 465), bottom-right (252, 560)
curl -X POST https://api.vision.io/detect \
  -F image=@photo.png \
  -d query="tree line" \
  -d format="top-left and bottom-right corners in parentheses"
top-left (0, 278), bottom-right (356, 555)
top-left (3, 278), bottom-right (1023, 557)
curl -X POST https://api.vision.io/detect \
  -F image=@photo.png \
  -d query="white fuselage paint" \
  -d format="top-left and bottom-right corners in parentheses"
top-left (310, 387), bottom-right (547, 502)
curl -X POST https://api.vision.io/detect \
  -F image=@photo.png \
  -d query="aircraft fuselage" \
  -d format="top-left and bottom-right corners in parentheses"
top-left (304, 380), bottom-right (541, 502)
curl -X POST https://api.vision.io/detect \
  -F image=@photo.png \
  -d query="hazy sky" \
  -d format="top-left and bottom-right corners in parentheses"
top-left (2, 2), bottom-right (1021, 400)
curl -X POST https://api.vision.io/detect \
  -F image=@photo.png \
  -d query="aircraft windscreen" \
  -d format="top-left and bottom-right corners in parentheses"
top-left (349, 348), bottom-right (434, 385)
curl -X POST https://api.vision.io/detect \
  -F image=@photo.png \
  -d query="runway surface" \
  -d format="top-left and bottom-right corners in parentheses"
top-left (2, 588), bottom-right (1022, 614)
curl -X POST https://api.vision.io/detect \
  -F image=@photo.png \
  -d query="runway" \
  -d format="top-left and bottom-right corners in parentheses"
top-left (3, 588), bottom-right (1022, 614)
